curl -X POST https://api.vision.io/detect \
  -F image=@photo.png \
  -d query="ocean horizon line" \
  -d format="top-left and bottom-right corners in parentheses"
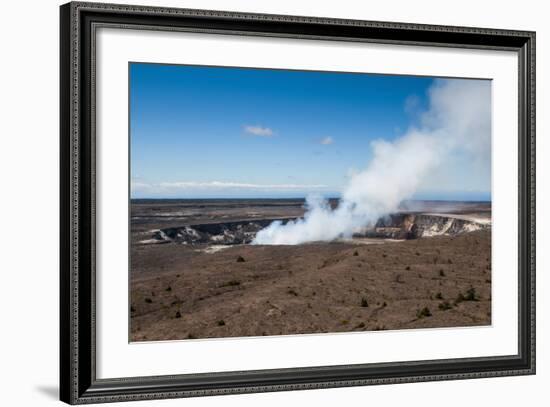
top-left (130, 197), bottom-right (492, 203)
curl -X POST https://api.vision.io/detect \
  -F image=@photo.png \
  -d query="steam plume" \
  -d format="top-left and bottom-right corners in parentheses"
top-left (252, 79), bottom-right (491, 245)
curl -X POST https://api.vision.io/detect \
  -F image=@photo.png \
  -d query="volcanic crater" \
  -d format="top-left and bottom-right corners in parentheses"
top-left (141, 211), bottom-right (490, 246)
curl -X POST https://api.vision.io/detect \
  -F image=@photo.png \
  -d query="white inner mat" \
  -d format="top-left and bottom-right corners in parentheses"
top-left (95, 27), bottom-right (518, 379)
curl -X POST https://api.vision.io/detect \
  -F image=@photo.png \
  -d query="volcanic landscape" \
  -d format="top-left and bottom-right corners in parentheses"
top-left (130, 199), bottom-right (492, 342)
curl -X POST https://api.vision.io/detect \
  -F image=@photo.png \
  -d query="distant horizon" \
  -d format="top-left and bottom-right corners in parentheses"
top-left (130, 196), bottom-right (492, 203)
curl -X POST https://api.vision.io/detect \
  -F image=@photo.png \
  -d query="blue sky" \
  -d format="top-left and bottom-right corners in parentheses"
top-left (130, 63), bottom-right (491, 200)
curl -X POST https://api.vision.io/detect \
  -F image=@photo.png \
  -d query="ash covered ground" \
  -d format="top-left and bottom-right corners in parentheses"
top-left (130, 199), bottom-right (491, 341)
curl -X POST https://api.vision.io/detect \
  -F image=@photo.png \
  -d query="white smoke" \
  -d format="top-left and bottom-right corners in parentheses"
top-left (252, 79), bottom-right (491, 245)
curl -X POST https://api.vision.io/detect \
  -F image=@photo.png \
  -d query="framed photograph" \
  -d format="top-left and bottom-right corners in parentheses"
top-left (60, 1), bottom-right (535, 404)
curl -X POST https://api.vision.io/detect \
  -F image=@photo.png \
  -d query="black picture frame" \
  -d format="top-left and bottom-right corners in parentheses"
top-left (60, 2), bottom-right (536, 404)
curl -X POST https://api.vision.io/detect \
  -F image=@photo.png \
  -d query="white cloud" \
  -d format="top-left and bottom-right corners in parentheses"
top-left (131, 180), bottom-right (328, 195)
top-left (243, 125), bottom-right (273, 137)
top-left (159, 181), bottom-right (327, 190)
top-left (130, 181), bottom-right (151, 190)
top-left (319, 136), bottom-right (334, 145)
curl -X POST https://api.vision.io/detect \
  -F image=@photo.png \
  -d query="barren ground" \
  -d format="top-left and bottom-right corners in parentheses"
top-left (130, 200), bottom-right (491, 341)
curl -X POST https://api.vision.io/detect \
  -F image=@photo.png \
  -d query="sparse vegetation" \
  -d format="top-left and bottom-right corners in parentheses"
top-left (220, 280), bottom-right (241, 287)
top-left (438, 301), bottom-right (452, 311)
top-left (416, 307), bottom-right (432, 318)
top-left (287, 289), bottom-right (299, 296)
top-left (464, 287), bottom-right (479, 301)
top-left (455, 287), bottom-right (479, 304)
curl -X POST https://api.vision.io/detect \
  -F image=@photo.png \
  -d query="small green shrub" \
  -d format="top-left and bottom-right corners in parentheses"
top-left (220, 280), bottom-right (241, 287)
top-left (464, 287), bottom-right (479, 301)
top-left (287, 289), bottom-right (298, 296)
top-left (416, 307), bottom-right (432, 318)
top-left (438, 301), bottom-right (452, 311)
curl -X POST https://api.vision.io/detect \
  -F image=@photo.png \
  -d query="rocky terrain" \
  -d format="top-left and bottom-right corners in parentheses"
top-left (130, 199), bottom-right (491, 341)
top-left (141, 212), bottom-right (490, 246)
